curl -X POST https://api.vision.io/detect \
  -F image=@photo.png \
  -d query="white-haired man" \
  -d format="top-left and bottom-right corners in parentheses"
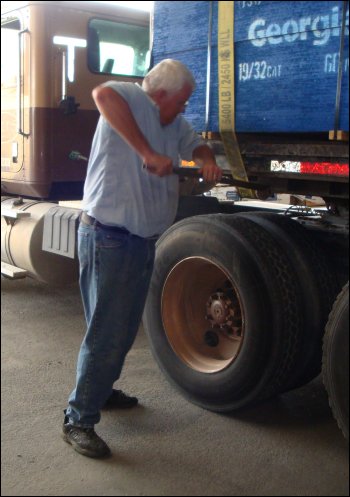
top-left (63, 59), bottom-right (222, 458)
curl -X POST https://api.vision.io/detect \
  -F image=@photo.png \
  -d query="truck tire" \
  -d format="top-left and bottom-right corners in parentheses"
top-left (322, 282), bottom-right (349, 440)
top-left (225, 212), bottom-right (338, 390)
top-left (143, 214), bottom-right (305, 412)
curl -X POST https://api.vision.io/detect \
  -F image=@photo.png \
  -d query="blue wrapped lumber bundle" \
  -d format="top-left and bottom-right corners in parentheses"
top-left (152, 1), bottom-right (349, 133)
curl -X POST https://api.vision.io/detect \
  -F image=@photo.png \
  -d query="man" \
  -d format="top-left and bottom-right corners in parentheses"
top-left (62, 59), bottom-right (222, 458)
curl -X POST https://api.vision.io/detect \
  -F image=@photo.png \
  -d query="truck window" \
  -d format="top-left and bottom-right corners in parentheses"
top-left (87, 18), bottom-right (150, 77)
top-left (1, 16), bottom-right (20, 89)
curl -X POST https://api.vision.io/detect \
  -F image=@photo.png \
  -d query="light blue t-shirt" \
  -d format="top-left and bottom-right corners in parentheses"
top-left (82, 82), bottom-right (205, 237)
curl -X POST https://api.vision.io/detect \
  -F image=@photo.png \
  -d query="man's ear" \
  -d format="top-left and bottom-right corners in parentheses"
top-left (152, 89), bottom-right (168, 105)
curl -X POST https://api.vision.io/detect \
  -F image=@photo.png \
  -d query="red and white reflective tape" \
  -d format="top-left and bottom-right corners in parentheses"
top-left (271, 161), bottom-right (349, 176)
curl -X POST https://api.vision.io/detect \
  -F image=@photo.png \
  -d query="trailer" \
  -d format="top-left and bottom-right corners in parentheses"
top-left (1, 0), bottom-right (348, 439)
top-left (145, 0), bottom-right (349, 440)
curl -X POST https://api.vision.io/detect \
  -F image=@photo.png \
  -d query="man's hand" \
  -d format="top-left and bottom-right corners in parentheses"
top-left (143, 151), bottom-right (173, 177)
top-left (192, 144), bottom-right (222, 183)
top-left (199, 162), bottom-right (222, 183)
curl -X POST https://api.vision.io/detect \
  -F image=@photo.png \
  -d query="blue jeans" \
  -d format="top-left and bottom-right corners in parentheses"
top-left (66, 222), bottom-right (156, 427)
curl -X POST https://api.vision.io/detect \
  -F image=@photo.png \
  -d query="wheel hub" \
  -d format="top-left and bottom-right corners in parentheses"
top-left (161, 257), bottom-right (244, 373)
top-left (205, 290), bottom-right (242, 338)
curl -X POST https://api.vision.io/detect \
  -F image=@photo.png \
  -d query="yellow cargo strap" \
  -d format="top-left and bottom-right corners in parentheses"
top-left (218, 1), bottom-right (256, 198)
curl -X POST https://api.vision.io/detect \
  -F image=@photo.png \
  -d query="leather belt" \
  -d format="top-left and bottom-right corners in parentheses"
top-left (80, 212), bottom-right (129, 234)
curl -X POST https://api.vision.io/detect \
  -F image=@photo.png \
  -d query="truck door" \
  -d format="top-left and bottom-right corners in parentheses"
top-left (1, 13), bottom-right (27, 180)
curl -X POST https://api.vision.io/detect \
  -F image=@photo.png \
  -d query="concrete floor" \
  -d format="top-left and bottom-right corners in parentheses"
top-left (1, 276), bottom-right (349, 496)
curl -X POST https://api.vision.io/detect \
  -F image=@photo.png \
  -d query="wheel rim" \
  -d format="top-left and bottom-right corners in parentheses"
top-left (161, 257), bottom-right (244, 373)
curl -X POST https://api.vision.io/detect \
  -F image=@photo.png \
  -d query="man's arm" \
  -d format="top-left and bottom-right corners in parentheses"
top-left (92, 85), bottom-right (173, 177)
top-left (192, 144), bottom-right (222, 183)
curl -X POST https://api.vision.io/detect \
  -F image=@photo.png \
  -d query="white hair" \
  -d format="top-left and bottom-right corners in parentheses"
top-left (142, 59), bottom-right (195, 95)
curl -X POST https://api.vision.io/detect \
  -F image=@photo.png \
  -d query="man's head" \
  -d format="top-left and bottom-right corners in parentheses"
top-left (142, 59), bottom-right (195, 125)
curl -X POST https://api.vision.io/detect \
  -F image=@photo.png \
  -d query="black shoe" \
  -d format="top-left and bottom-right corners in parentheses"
top-left (62, 422), bottom-right (111, 458)
top-left (103, 389), bottom-right (138, 409)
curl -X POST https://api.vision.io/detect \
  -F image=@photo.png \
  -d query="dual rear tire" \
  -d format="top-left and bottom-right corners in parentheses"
top-left (143, 213), bottom-right (338, 412)
top-left (322, 282), bottom-right (349, 440)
